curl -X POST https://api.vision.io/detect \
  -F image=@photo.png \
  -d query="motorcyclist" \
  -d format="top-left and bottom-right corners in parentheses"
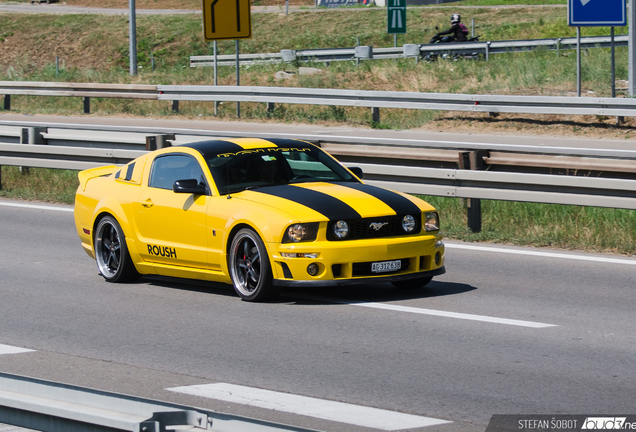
top-left (435, 14), bottom-right (469, 43)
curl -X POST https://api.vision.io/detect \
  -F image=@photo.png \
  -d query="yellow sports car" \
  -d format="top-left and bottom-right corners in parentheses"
top-left (74, 138), bottom-right (445, 301)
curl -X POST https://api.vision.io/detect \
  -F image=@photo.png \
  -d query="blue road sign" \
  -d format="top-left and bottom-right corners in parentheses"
top-left (568, 0), bottom-right (626, 27)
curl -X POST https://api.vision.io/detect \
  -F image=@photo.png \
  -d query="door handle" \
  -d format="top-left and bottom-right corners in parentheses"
top-left (141, 198), bottom-right (154, 208)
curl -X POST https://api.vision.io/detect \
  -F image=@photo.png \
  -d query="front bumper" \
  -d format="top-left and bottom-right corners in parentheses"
top-left (270, 233), bottom-right (445, 287)
top-left (273, 266), bottom-right (445, 287)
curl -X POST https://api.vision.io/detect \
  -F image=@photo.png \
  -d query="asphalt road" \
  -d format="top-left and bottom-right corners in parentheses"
top-left (0, 199), bottom-right (635, 432)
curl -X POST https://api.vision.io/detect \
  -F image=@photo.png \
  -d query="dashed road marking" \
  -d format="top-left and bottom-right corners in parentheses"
top-left (168, 383), bottom-right (451, 431)
top-left (291, 294), bottom-right (556, 328)
top-left (0, 344), bottom-right (35, 355)
top-left (346, 301), bottom-right (556, 328)
top-left (0, 201), bottom-right (73, 213)
top-left (445, 242), bottom-right (636, 266)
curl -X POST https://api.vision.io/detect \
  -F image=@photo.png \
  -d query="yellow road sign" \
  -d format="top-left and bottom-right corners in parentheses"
top-left (202, 0), bottom-right (252, 40)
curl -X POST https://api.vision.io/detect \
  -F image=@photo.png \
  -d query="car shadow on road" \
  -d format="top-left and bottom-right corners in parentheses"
top-left (282, 280), bottom-right (476, 305)
top-left (143, 275), bottom-right (239, 298)
top-left (140, 276), bottom-right (475, 305)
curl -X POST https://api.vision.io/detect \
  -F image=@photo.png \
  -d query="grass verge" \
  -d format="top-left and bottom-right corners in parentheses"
top-left (1, 166), bottom-right (634, 256)
top-left (0, 166), bottom-right (79, 204)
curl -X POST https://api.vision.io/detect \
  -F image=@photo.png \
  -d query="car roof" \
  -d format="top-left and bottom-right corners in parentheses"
top-left (179, 138), bottom-right (315, 159)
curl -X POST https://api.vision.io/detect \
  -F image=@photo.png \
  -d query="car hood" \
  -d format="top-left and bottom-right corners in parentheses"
top-left (237, 182), bottom-right (427, 222)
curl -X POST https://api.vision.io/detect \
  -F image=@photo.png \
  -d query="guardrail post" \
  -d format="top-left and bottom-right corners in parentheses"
top-left (403, 44), bottom-right (420, 64)
top-left (281, 49), bottom-right (296, 63)
top-left (371, 107), bottom-right (380, 123)
top-left (146, 134), bottom-right (175, 151)
top-left (19, 127), bottom-right (47, 174)
top-left (83, 97), bottom-right (90, 114)
top-left (354, 46), bottom-right (373, 66)
top-left (459, 150), bottom-right (488, 233)
top-left (3, 94), bottom-right (10, 111)
top-left (267, 102), bottom-right (275, 118)
top-left (485, 41), bottom-right (491, 61)
top-left (172, 100), bottom-right (179, 113)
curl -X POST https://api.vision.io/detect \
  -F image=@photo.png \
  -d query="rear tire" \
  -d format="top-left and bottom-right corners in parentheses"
top-left (94, 215), bottom-right (139, 283)
top-left (391, 276), bottom-right (433, 290)
top-left (229, 228), bottom-right (279, 302)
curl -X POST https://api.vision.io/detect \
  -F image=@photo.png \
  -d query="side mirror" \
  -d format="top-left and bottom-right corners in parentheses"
top-left (173, 179), bottom-right (207, 195)
top-left (348, 167), bottom-right (364, 179)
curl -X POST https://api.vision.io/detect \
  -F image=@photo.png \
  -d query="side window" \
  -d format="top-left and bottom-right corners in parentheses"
top-left (149, 154), bottom-right (206, 191)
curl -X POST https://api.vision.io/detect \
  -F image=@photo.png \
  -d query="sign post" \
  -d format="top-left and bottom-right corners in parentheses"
top-left (129, 0), bottom-right (137, 76)
top-left (631, 0), bottom-right (636, 97)
top-left (387, 0), bottom-right (406, 47)
top-left (567, 0), bottom-right (626, 97)
top-left (202, 0), bottom-right (252, 117)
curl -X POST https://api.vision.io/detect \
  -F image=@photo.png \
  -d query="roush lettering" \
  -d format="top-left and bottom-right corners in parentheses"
top-left (148, 244), bottom-right (178, 258)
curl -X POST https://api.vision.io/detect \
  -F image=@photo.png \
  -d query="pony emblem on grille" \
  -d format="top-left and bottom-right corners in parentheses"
top-left (369, 222), bottom-right (389, 231)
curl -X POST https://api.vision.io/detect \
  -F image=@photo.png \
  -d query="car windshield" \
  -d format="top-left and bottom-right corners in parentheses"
top-left (206, 146), bottom-right (358, 195)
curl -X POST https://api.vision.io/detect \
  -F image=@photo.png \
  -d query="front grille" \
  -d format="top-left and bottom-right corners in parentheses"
top-left (327, 214), bottom-right (421, 241)
top-left (352, 258), bottom-right (411, 277)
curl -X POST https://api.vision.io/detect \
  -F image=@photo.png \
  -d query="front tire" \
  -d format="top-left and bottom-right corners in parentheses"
top-left (229, 228), bottom-right (279, 302)
top-left (94, 215), bottom-right (139, 283)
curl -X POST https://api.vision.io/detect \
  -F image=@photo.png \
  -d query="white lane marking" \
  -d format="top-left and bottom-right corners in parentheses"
top-left (168, 383), bottom-right (451, 431)
top-left (0, 344), bottom-right (35, 355)
top-left (0, 201), bottom-right (73, 213)
top-left (292, 294), bottom-right (556, 328)
top-left (446, 242), bottom-right (636, 266)
top-left (348, 301), bottom-right (556, 328)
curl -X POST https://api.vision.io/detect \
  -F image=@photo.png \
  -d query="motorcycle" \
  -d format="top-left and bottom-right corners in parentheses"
top-left (423, 34), bottom-right (482, 62)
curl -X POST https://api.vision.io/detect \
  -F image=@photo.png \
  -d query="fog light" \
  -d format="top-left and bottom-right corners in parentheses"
top-left (435, 251), bottom-right (441, 265)
top-left (307, 263), bottom-right (319, 276)
top-left (402, 215), bottom-right (416, 232)
top-left (333, 220), bottom-right (349, 239)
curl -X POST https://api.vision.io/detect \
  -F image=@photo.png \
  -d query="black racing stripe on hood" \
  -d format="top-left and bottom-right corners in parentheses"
top-left (253, 185), bottom-right (361, 221)
top-left (182, 140), bottom-right (245, 157)
top-left (335, 182), bottom-right (421, 215)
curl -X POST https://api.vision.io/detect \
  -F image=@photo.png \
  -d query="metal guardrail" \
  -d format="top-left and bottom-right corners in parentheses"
top-left (156, 84), bottom-right (636, 118)
top-left (2, 78), bottom-right (635, 120)
top-left (360, 163), bottom-right (636, 211)
top-left (0, 82), bottom-right (157, 99)
top-left (0, 82), bottom-right (158, 114)
top-left (189, 35), bottom-right (629, 67)
top-left (0, 372), bottom-right (317, 432)
top-left (1, 125), bottom-right (636, 212)
top-left (0, 142), bottom-right (145, 170)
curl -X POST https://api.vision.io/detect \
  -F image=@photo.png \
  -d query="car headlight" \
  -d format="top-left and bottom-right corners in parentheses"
top-left (333, 220), bottom-right (349, 239)
top-left (282, 223), bottom-right (319, 243)
top-left (402, 215), bottom-right (416, 232)
top-left (424, 212), bottom-right (440, 232)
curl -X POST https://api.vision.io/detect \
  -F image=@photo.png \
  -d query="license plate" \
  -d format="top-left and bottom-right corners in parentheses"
top-left (371, 260), bottom-right (401, 273)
